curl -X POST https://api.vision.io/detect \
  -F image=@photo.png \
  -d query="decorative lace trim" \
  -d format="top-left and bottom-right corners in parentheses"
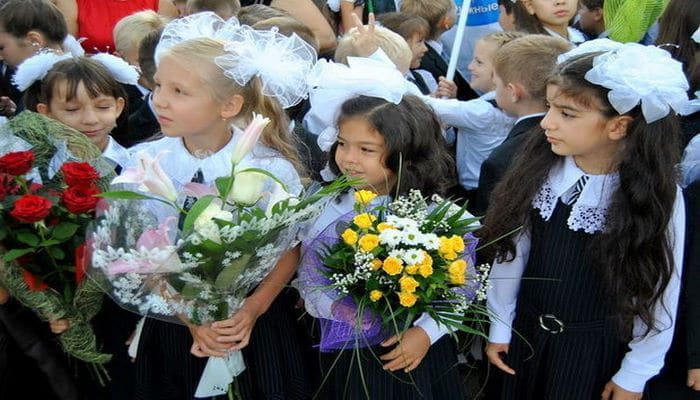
top-left (532, 180), bottom-right (557, 221)
top-left (568, 204), bottom-right (608, 234)
top-left (533, 179), bottom-right (609, 234)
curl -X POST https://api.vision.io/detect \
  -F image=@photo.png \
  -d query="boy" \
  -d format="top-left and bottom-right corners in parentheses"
top-left (473, 34), bottom-right (571, 215)
top-left (185, 0), bottom-right (241, 19)
top-left (577, 0), bottom-right (606, 39)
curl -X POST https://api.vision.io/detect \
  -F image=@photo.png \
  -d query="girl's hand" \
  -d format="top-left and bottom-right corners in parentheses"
top-left (433, 77), bottom-right (458, 99)
top-left (600, 381), bottom-right (642, 400)
top-left (49, 319), bottom-right (70, 334)
top-left (379, 326), bottom-right (430, 373)
top-left (211, 298), bottom-right (262, 351)
top-left (188, 323), bottom-right (233, 358)
top-left (0, 97), bottom-right (16, 117)
top-left (485, 342), bottom-right (515, 375)
top-left (688, 369), bottom-right (700, 391)
top-left (349, 13), bottom-right (378, 58)
top-left (0, 287), bottom-right (9, 305)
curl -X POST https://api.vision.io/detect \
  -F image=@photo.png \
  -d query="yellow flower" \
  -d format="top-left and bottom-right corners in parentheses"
top-left (404, 264), bottom-right (419, 275)
top-left (399, 275), bottom-right (420, 293)
top-left (341, 229), bottom-right (358, 246)
top-left (450, 235), bottom-right (465, 253)
top-left (376, 222), bottom-right (395, 232)
top-left (398, 291), bottom-right (418, 307)
top-left (448, 260), bottom-right (467, 284)
top-left (354, 190), bottom-right (377, 205)
top-left (358, 234), bottom-right (380, 252)
top-left (418, 251), bottom-right (433, 268)
top-left (438, 236), bottom-right (458, 260)
top-left (370, 258), bottom-right (383, 270)
top-left (418, 263), bottom-right (434, 278)
top-left (369, 290), bottom-right (383, 302)
top-left (382, 256), bottom-right (403, 276)
top-left (353, 213), bottom-right (377, 230)
top-left (449, 272), bottom-right (466, 285)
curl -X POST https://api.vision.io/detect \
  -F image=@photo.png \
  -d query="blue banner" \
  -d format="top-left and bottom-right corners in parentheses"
top-left (454, 0), bottom-right (500, 26)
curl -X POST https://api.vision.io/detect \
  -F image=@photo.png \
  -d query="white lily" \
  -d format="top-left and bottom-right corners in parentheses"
top-left (112, 151), bottom-right (178, 202)
top-left (265, 181), bottom-right (297, 216)
top-left (230, 113), bottom-right (270, 165)
top-left (229, 170), bottom-right (266, 206)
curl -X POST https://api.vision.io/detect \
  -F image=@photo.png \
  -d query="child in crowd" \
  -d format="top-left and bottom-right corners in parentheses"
top-left (473, 34), bottom-right (571, 215)
top-left (113, 10), bottom-right (169, 86)
top-left (185, 0), bottom-right (241, 19)
top-left (422, 31), bottom-right (524, 205)
top-left (335, 24), bottom-right (413, 74)
top-left (512, 0), bottom-right (585, 43)
top-left (498, 0), bottom-right (516, 30)
top-left (577, 0), bottom-right (606, 39)
top-left (130, 13), bottom-right (314, 399)
top-left (483, 42), bottom-right (688, 400)
top-left (296, 93), bottom-right (466, 399)
top-left (172, 0), bottom-right (188, 16)
top-left (400, 0), bottom-right (478, 100)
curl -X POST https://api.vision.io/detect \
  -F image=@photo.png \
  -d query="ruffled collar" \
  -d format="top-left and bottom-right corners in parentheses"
top-left (532, 156), bottom-right (619, 234)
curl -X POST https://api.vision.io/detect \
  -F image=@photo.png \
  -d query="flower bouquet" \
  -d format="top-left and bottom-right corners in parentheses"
top-left (88, 114), bottom-right (355, 397)
top-left (297, 189), bottom-right (491, 353)
top-left (0, 111), bottom-right (116, 378)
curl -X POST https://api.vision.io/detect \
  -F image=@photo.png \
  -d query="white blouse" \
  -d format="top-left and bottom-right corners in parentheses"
top-left (487, 156), bottom-right (685, 393)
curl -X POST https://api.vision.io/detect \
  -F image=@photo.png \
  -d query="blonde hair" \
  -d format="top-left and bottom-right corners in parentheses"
top-left (253, 17), bottom-right (319, 53)
top-left (163, 38), bottom-right (304, 174)
top-left (480, 30), bottom-right (527, 49)
top-left (334, 25), bottom-right (412, 73)
top-left (492, 34), bottom-right (571, 100)
top-left (113, 10), bottom-right (169, 56)
top-left (185, 0), bottom-right (242, 19)
top-left (400, 0), bottom-right (454, 39)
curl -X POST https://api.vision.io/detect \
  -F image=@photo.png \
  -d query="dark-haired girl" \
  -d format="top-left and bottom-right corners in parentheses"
top-left (483, 42), bottom-right (688, 400)
top-left (296, 94), bottom-right (467, 399)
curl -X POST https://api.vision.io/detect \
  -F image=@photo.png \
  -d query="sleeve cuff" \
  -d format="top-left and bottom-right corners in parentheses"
top-left (413, 312), bottom-right (450, 344)
top-left (488, 320), bottom-right (513, 344)
top-left (611, 368), bottom-right (651, 393)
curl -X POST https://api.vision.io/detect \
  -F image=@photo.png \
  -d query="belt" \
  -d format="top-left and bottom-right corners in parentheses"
top-left (521, 302), bottom-right (614, 335)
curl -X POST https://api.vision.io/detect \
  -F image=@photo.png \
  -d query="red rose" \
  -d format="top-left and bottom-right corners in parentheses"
top-left (61, 184), bottom-right (100, 214)
top-left (75, 243), bottom-right (87, 284)
top-left (0, 173), bottom-right (18, 200)
top-left (0, 151), bottom-right (34, 176)
top-left (61, 162), bottom-right (100, 186)
top-left (10, 194), bottom-right (53, 223)
top-left (22, 270), bottom-right (48, 292)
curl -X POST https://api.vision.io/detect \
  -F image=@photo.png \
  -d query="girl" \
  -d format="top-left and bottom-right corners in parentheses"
top-left (483, 43), bottom-right (688, 400)
top-left (512, 0), bottom-right (585, 44)
top-left (130, 13), bottom-right (314, 399)
top-left (296, 94), bottom-right (466, 399)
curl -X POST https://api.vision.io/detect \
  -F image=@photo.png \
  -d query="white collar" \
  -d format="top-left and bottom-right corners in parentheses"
top-left (102, 136), bottom-right (129, 169)
top-left (532, 156), bottom-right (619, 234)
top-left (426, 39), bottom-right (444, 57)
top-left (514, 112), bottom-right (546, 125)
top-left (544, 26), bottom-right (586, 44)
top-left (480, 91), bottom-right (496, 101)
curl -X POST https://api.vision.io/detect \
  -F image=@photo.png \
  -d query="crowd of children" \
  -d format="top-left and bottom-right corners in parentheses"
top-left (0, 0), bottom-right (697, 399)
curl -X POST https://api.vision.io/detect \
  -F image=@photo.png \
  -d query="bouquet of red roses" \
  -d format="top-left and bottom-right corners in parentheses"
top-left (0, 112), bottom-right (113, 377)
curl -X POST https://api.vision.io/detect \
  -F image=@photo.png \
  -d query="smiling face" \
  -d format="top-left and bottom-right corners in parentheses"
top-left (335, 117), bottom-right (396, 195)
top-left (468, 39), bottom-right (498, 93)
top-left (37, 80), bottom-right (125, 152)
top-left (407, 32), bottom-right (428, 70)
top-left (541, 84), bottom-right (624, 173)
top-left (523, 0), bottom-right (577, 33)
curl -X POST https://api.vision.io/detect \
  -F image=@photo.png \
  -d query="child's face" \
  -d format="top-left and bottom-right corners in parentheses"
top-left (577, 4), bottom-right (602, 35)
top-left (335, 117), bottom-right (396, 195)
top-left (468, 39), bottom-right (498, 93)
top-left (493, 72), bottom-right (517, 116)
top-left (498, 4), bottom-right (516, 30)
top-left (523, 0), bottom-right (578, 31)
top-left (152, 55), bottom-right (229, 140)
top-left (173, 0), bottom-right (187, 17)
top-left (37, 81), bottom-right (125, 152)
top-left (0, 30), bottom-right (35, 67)
top-left (541, 84), bottom-right (622, 171)
top-left (407, 33), bottom-right (428, 70)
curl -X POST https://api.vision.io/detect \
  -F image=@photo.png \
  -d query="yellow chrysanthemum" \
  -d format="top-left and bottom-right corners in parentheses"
top-left (354, 190), bottom-right (377, 205)
top-left (438, 236), bottom-right (461, 260)
top-left (369, 290), bottom-right (383, 302)
top-left (418, 263), bottom-right (434, 278)
top-left (341, 229), bottom-right (358, 246)
top-left (358, 234), bottom-right (380, 252)
top-left (449, 272), bottom-right (466, 285)
top-left (450, 235), bottom-right (465, 253)
top-left (405, 264), bottom-right (419, 275)
top-left (370, 258), bottom-right (383, 270)
top-left (418, 251), bottom-right (433, 268)
top-left (353, 213), bottom-right (377, 230)
top-left (399, 275), bottom-right (420, 293)
top-left (448, 260), bottom-right (467, 284)
top-left (376, 222), bottom-right (396, 232)
top-left (398, 291), bottom-right (418, 307)
top-left (382, 256), bottom-right (403, 276)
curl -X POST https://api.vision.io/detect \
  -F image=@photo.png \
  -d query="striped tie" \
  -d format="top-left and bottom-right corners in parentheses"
top-left (565, 175), bottom-right (589, 205)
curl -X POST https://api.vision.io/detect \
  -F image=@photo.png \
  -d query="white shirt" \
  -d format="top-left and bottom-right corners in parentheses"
top-left (545, 26), bottom-right (587, 44)
top-left (423, 91), bottom-right (515, 189)
top-left (486, 156), bottom-right (685, 393)
top-left (102, 136), bottom-right (130, 170)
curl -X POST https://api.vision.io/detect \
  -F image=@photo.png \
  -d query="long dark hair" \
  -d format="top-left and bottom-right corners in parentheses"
top-left (481, 53), bottom-right (681, 335)
top-left (328, 95), bottom-right (455, 199)
top-left (655, 0), bottom-right (700, 90)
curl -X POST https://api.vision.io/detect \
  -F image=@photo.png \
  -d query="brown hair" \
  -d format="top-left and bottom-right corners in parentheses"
top-left (400, 0), bottom-right (454, 39)
top-left (492, 34), bottom-right (571, 100)
top-left (253, 16), bottom-right (319, 53)
top-left (376, 12), bottom-right (430, 41)
top-left (655, 0), bottom-right (700, 89)
top-left (164, 38), bottom-right (303, 174)
top-left (185, 0), bottom-right (242, 19)
top-left (512, 0), bottom-right (548, 35)
top-left (0, 0), bottom-right (67, 45)
top-left (479, 30), bottom-right (527, 49)
top-left (237, 4), bottom-right (288, 26)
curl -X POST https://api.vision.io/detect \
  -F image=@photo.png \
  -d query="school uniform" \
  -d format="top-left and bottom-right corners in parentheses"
top-left (130, 132), bottom-right (309, 400)
top-left (127, 93), bottom-right (161, 148)
top-left (473, 113), bottom-right (544, 216)
top-left (419, 41), bottom-right (478, 101)
top-left (487, 156), bottom-right (685, 399)
top-left (296, 190), bottom-right (466, 400)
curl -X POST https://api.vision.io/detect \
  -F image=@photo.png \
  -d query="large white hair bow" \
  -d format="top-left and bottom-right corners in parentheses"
top-left (584, 43), bottom-right (689, 123)
top-left (557, 38), bottom-right (623, 65)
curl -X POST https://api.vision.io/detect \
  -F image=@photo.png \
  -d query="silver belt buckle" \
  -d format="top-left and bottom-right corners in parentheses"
top-left (538, 314), bottom-right (565, 334)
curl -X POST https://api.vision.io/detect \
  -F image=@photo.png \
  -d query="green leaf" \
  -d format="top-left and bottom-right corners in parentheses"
top-left (41, 239), bottom-right (61, 247)
top-left (47, 246), bottom-right (66, 260)
top-left (3, 248), bottom-right (34, 262)
top-left (214, 253), bottom-right (252, 291)
top-left (52, 222), bottom-right (80, 240)
top-left (214, 177), bottom-right (232, 199)
top-left (97, 191), bottom-right (155, 200)
top-left (16, 232), bottom-right (39, 247)
top-left (181, 195), bottom-right (216, 233)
